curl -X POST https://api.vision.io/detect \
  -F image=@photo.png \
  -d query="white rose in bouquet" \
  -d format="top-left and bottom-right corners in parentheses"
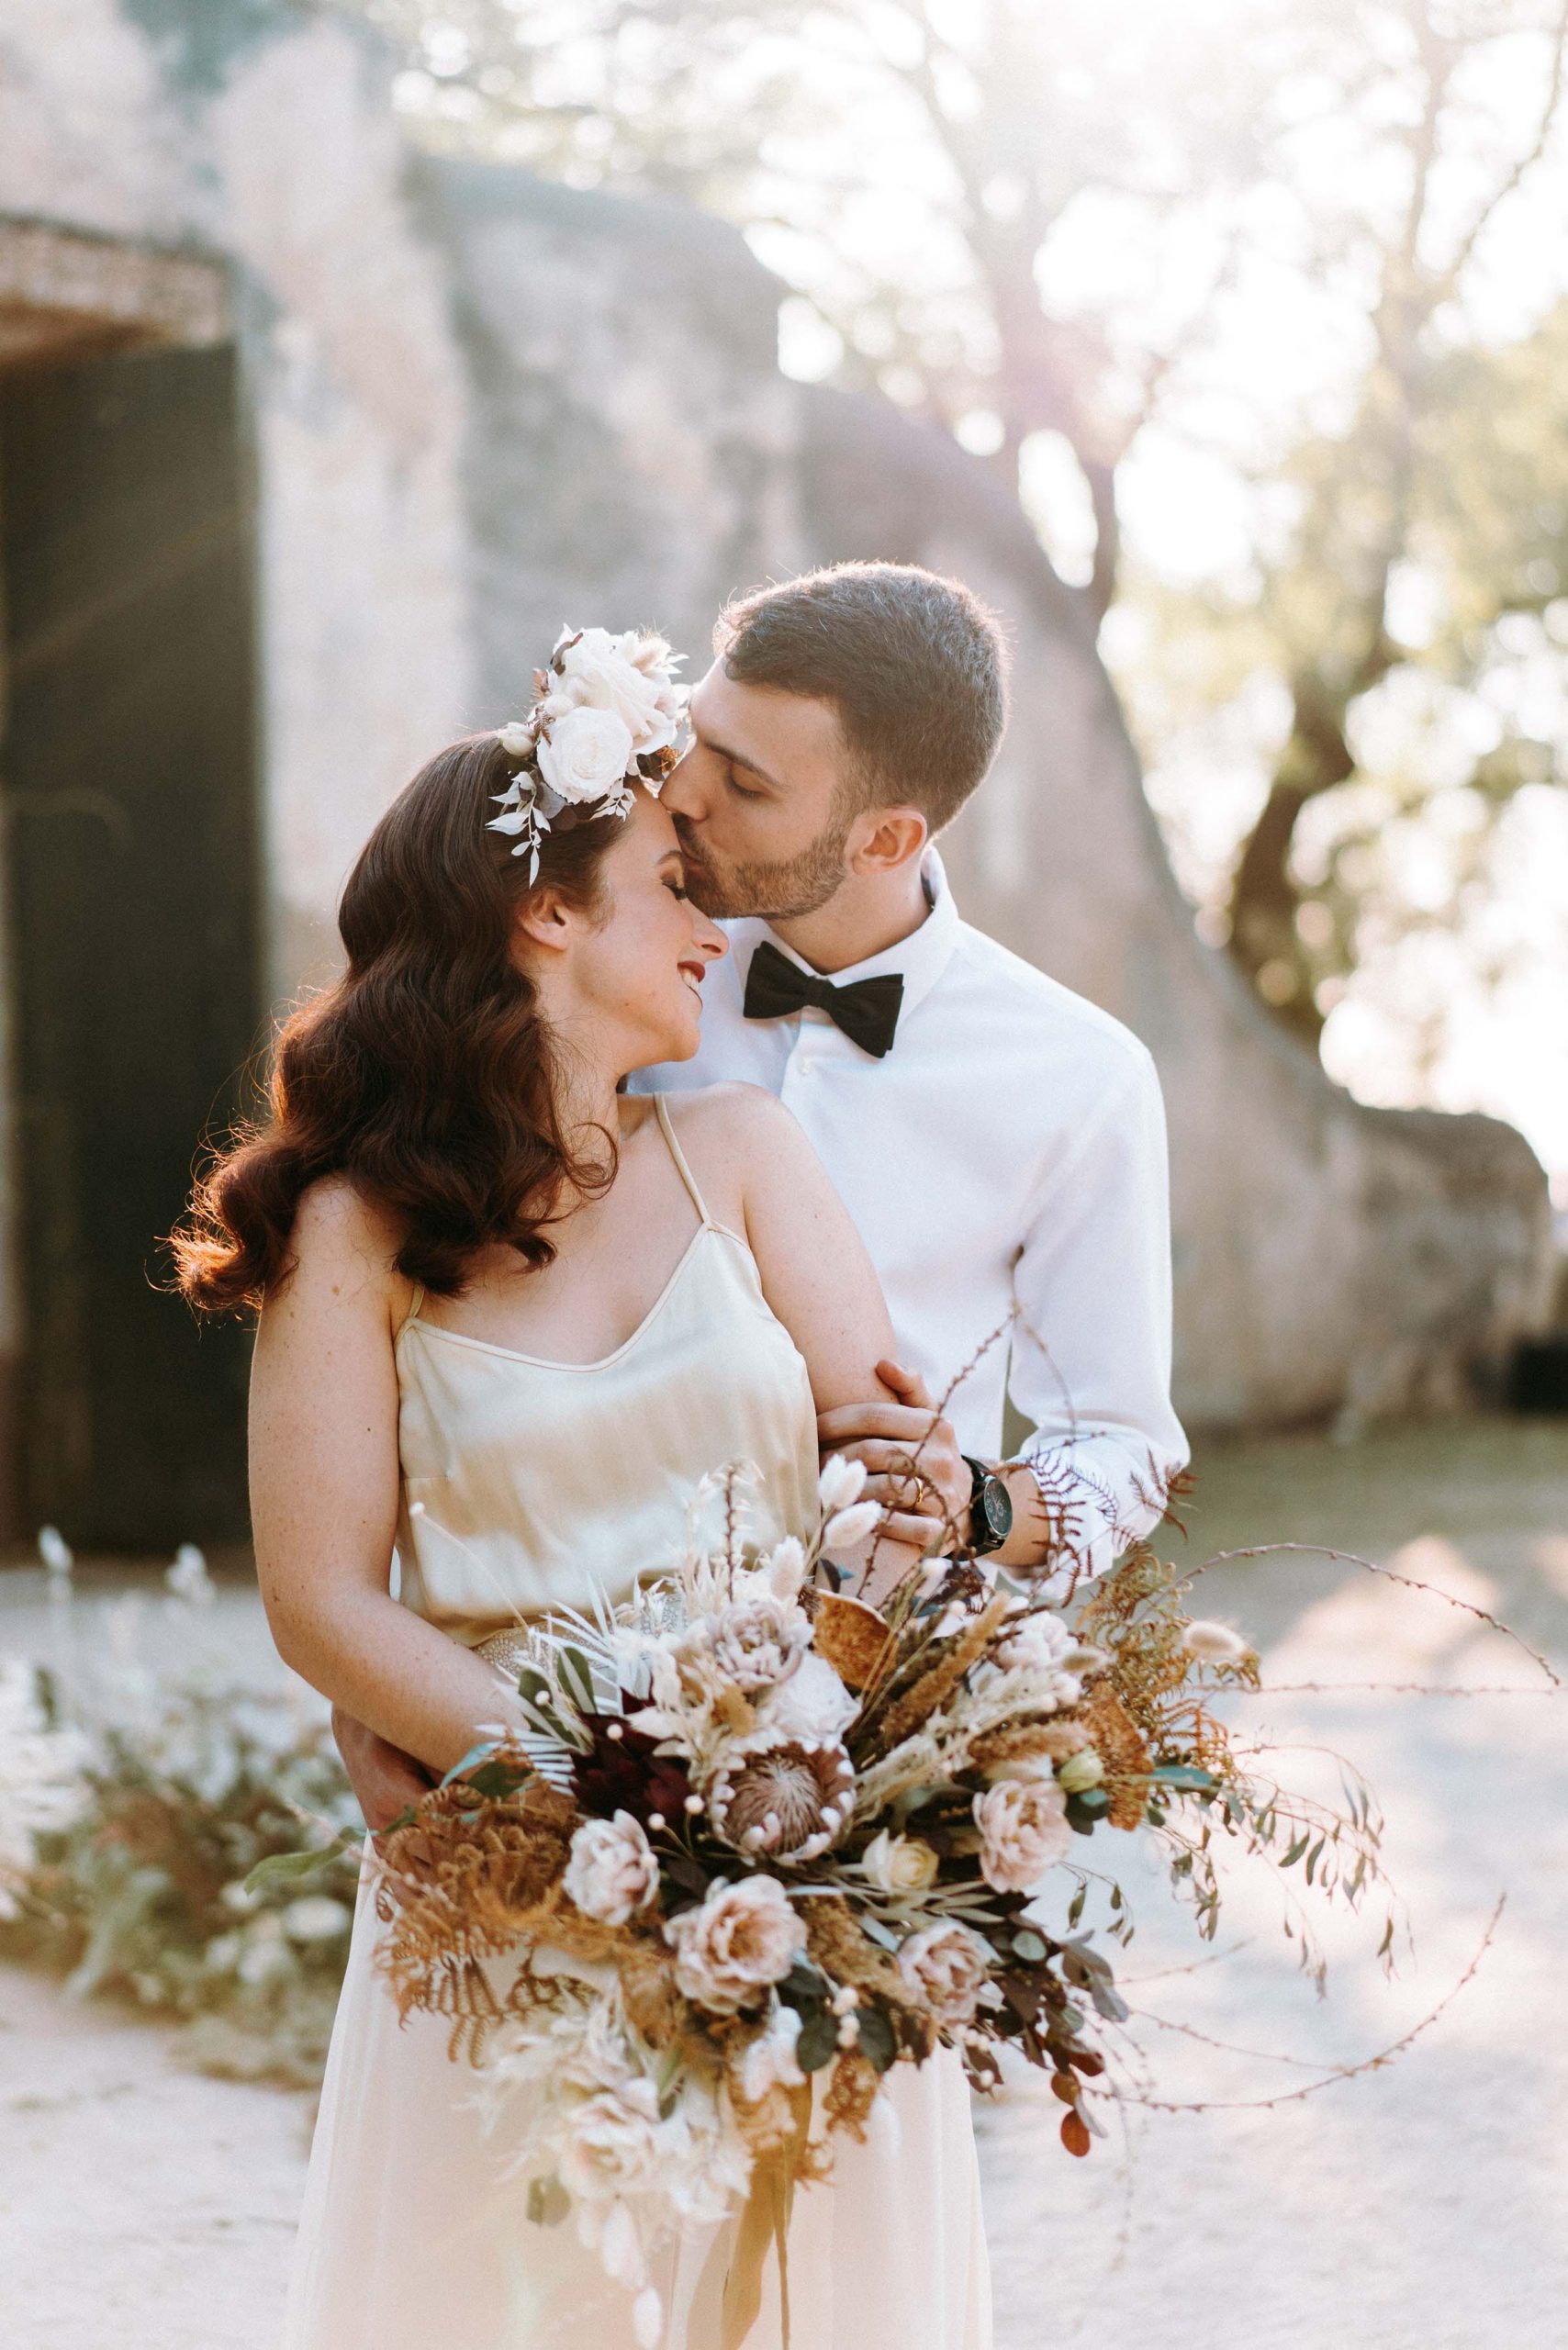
top-left (756, 1649), bottom-right (857, 1742)
top-left (536, 704), bottom-right (636, 803)
top-left (737, 1998), bottom-right (807, 2104)
top-left (666, 1876), bottom-right (806, 2013)
top-left (563, 1811), bottom-right (660, 1927)
top-left (701, 1593), bottom-right (812, 1694)
top-left (860, 1827), bottom-right (941, 1896)
top-left (896, 1919), bottom-right (992, 2027)
top-left (555, 2079), bottom-right (666, 2200)
top-left (972, 1776), bottom-right (1073, 1892)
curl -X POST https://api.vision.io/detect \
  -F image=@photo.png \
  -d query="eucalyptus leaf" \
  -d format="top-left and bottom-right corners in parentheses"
top-left (527, 2177), bottom-right (570, 2227)
top-left (796, 2009), bottom-right (840, 2073)
top-left (857, 2005), bottom-right (897, 2074)
top-left (242, 1831), bottom-right (360, 1897)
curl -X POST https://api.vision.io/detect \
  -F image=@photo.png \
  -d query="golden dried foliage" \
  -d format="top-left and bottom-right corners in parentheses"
top-left (968, 1717), bottom-right (1088, 1774)
top-left (1078, 1682), bottom-right (1154, 1830)
top-left (813, 1592), bottom-right (894, 1690)
top-left (872, 1595), bottom-right (1013, 1756)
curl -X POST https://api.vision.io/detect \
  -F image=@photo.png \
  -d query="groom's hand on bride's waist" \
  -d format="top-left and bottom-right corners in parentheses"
top-left (816, 1360), bottom-right (971, 1553)
top-left (331, 1707), bottom-right (435, 1834)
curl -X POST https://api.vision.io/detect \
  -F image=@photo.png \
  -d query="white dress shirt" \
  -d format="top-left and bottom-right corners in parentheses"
top-left (634, 853), bottom-right (1187, 1572)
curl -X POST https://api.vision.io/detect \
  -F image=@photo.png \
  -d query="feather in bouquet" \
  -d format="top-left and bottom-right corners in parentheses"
top-left (374, 1459), bottom-right (1385, 2348)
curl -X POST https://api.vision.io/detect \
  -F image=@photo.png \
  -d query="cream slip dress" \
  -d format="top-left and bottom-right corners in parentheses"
top-left (285, 1097), bottom-right (991, 2350)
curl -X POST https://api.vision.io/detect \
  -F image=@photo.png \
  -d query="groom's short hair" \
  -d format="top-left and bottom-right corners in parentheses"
top-left (714, 562), bottom-right (1008, 830)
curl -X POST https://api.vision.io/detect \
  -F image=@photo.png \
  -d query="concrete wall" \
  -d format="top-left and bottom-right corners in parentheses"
top-left (0, 0), bottom-right (1551, 1462)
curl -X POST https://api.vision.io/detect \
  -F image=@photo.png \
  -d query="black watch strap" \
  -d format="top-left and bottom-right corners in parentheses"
top-left (962, 1454), bottom-right (1013, 1557)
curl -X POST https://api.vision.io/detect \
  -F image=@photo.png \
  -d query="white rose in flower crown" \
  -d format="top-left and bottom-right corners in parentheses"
top-left (972, 1776), bottom-right (1073, 1893)
top-left (896, 1919), bottom-right (992, 2027)
top-left (666, 1876), bottom-right (806, 2013)
top-left (535, 703), bottom-right (636, 803)
top-left (558, 628), bottom-right (680, 761)
top-left (563, 1811), bottom-right (660, 1927)
top-left (861, 1828), bottom-right (941, 1896)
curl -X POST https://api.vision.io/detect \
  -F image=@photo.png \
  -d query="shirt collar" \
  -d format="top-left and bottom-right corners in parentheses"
top-left (728, 848), bottom-right (961, 1027)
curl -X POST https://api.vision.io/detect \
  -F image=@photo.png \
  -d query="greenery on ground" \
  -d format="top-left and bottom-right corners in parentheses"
top-left (0, 1570), bottom-right (360, 2087)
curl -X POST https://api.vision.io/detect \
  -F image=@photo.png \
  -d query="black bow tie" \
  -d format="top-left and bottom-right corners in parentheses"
top-left (742, 940), bottom-right (905, 1058)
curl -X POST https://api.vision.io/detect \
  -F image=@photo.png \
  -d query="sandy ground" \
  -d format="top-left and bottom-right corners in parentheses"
top-left (2, 1417), bottom-right (1564, 2350)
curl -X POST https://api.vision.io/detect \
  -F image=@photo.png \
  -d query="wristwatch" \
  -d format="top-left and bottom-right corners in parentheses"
top-left (962, 1455), bottom-right (1014, 1557)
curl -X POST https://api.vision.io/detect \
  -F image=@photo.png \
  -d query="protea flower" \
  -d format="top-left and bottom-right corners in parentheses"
top-left (705, 1730), bottom-right (854, 1864)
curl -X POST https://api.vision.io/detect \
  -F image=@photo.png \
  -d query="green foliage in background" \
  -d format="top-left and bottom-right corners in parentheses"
top-left (336, 0), bottom-right (1568, 1092)
top-left (1, 1631), bottom-right (360, 2087)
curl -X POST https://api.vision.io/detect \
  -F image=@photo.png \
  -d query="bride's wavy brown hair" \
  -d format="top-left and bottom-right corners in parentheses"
top-left (174, 732), bottom-right (623, 1315)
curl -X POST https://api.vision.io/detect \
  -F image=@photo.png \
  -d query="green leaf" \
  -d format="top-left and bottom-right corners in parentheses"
top-left (1011, 1929), bottom-right (1049, 1964)
top-left (1067, 1885), bottom-right (1088, 1928)
top-left (527, 2176), bottom-right (570, 2227)
top-left (1152, 1763), bottom-right (1218, 1793)
top-left (558, 1647), bottom-right (596, 1715)
top-left (857, 2005), bottom-right (897, 2074)
top-left (464, 1758), bottom-right (533, 1802)
top-left (796, 2009), bottom-right (839, 2073)
top-left (241, 1831), bottom-right (359, 1897)
top-left (1281, 1833), bottom-right (1310, 1869)
top-left (439, 1740), bottom-right (500, 1790)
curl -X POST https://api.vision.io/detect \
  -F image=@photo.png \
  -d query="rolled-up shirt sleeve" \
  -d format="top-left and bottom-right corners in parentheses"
top-left (1007, 1040), bottom-right (1188, 1580)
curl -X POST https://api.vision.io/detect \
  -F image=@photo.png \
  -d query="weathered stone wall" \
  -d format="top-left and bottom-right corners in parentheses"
top-left (0, 0), bottom-right (1551, 1464)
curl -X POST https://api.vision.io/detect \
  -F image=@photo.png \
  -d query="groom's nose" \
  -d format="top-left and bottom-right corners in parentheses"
top-left (660, 753), bottom-right (704, 823)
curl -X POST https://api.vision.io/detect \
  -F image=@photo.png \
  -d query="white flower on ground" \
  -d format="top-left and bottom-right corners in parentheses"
top-left (665, 1876), bottom-right (806, 2012)
top-left (1182, 1619), bottom-right (1254, 1665)
top-left (0, 1661), bottom-right (91, 1919)
top-left (860, 1828), bottom-right (941, 1896)
top-left (536, 703), bottom-right (636, 803)
top-left (564, 1811), bottom-right (660, 1927)
top-left (166, 1543), bottom-right (215, 1606)
top-left (37, 1526), bottom-right (73, 1578)
top-left (737, 1998), bottom-right (807, 2104)
top-left (281, 1894), bottom-right (353, 1943)
top-left (896, 1919), bottom-right (993, 2027)
top-left (972, 1776), bottom-right (1073, 1892)
top-left (756, 1650), bottom-right (857, 1742)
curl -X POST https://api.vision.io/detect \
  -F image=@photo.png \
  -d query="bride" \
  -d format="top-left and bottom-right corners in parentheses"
top-left (175, 630), bottom-right (991, 2350)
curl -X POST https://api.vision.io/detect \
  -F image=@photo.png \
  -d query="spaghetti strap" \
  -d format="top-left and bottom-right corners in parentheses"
top-left (653, 1094), bottom-right (713, 1228)
top-left (398, 1281), bottom-right (426, 1337)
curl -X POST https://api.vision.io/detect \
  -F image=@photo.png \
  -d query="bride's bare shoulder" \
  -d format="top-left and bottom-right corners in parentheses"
top-left (664, 1082), bottom-right (802, 1153)
top-left (278, 1176), bottom-right (407, 1315)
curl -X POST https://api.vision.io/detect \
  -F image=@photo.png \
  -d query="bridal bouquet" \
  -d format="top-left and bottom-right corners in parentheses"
top-left (375, 1461), bottom-right (1381, 2347)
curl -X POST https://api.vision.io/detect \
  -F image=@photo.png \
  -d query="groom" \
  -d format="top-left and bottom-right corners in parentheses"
top-left (335, 560), bottom-right (1186, 1823)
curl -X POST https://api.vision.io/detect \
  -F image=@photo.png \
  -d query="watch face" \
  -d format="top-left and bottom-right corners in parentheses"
top-left (981, 1474), bottom-right (1014, 1542)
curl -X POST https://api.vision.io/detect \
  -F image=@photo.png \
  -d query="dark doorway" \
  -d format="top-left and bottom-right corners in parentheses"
top-left (0, 341), bottom-right (260, 1550)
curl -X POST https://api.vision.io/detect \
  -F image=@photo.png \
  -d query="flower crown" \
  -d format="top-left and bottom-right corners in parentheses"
top-left (488, 625), bottom-right (687, 880)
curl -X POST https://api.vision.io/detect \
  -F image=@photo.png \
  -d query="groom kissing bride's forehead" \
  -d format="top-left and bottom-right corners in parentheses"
top-left (635, 559), bottom-right (1187, 1580)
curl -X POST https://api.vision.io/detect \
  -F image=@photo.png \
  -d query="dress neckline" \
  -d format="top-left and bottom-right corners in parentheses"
top-left (402, 1221), bottom-right (753, 1374)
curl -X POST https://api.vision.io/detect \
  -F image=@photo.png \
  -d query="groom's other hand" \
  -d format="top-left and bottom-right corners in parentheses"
top-left (331, 1706), bottom-right (433, 1834)
top-left (817, 1360), bottom-right (970, 1550)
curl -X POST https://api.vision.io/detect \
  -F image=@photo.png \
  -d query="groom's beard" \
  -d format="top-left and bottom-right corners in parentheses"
top-left (674, 813), bottom-right (851, 923)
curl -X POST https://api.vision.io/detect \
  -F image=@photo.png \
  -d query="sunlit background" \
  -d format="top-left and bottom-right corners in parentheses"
top-left (363, 0), bottom-right (1568, 1192)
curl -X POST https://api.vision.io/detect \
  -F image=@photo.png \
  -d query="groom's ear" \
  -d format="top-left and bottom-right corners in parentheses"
top-left (846, 805), bottom-right (929, 877)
